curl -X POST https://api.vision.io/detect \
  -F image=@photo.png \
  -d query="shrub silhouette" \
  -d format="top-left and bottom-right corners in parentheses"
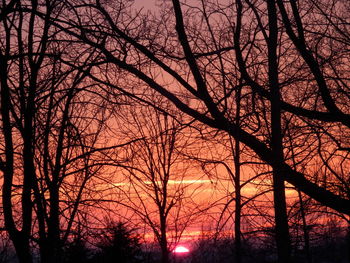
top-left (91, 221), bottom-right (143, 263)
top-left (63, 237), bottom-right (90, 263)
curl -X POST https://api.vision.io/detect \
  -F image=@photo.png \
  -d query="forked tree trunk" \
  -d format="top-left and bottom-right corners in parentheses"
top-left (1, 51), bottom-right (33, 263)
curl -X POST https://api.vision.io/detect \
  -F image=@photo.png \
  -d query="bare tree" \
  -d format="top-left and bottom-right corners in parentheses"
top-left (0, 1), bottom-right (58, 261)
top-left (110, 104), bottom-right (205, 263)
top-left (0, 1), bottom-right (129, 262)
top-left (42, 0), bottom-right (350, 262)
top-left (4, 0), bottom-right (350, 262)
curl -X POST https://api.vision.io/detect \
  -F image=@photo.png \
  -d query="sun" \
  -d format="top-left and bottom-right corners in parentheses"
top-left (173, 245), bottom-right (190, 253)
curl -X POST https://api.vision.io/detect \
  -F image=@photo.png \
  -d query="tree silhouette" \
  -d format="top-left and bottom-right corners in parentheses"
top-left (0, 1), bottom-right (131, 262)
top-left (92, 221), bottom-right (142, 263)
top-left (47, 0), bottom-right (350, 262)
top-left (112, 104), bottom-right (202, 263)
top-left (1, 0), bottom-right (350, 262)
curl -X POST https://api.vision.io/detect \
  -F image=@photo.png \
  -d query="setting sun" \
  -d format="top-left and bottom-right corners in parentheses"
top-left (173, 246), bottom-right (190, 254)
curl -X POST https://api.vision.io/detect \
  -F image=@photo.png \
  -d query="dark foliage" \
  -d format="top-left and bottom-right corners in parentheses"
top-left (91, 222), bottom-right (143, 263)
top-left (63, 238), bottom-right (90, 263)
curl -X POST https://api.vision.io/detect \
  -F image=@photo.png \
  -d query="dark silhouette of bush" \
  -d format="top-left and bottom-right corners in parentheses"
top-left (91, 221), bottom-right (143, 263)
top-left (62, 235), bottom-right (90, 263)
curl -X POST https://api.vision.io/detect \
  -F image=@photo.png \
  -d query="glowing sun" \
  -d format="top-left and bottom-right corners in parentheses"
top-left (173, 245), bottom-right (190, 253)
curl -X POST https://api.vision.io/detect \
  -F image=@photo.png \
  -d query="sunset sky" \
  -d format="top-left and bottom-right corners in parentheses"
top-left (1, 1), bottom-right (349, 263)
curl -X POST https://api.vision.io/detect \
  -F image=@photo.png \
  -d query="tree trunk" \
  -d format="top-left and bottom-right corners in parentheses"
top-left (12, 234), bottom-right (33, 263)
top-left (234, 153), bottom-right (242, 263)
top-left (160, 215), bottom-right (169, 263)
top-left (233, 84), bottom-right (242, 263)
top-left (41, 189), bottom-right (61, 263)
top-left (272, 169), bottom-right (291, 263)
top-left (298, 191), bottom-right (312, 263)
top-left (267, 1), bottom-right (292, 262)
top-left (40, 183), bottom-right (61, 263)
top-left (0, 55), bottom-right (33, 263)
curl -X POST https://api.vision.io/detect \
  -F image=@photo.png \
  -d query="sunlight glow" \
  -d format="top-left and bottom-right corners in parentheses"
top-left (112, 179), bottom-right (212, 187)
top-left (146, 179), bottom-right (212, 185)
top-left (173, 246), bottom-right (190, 253)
